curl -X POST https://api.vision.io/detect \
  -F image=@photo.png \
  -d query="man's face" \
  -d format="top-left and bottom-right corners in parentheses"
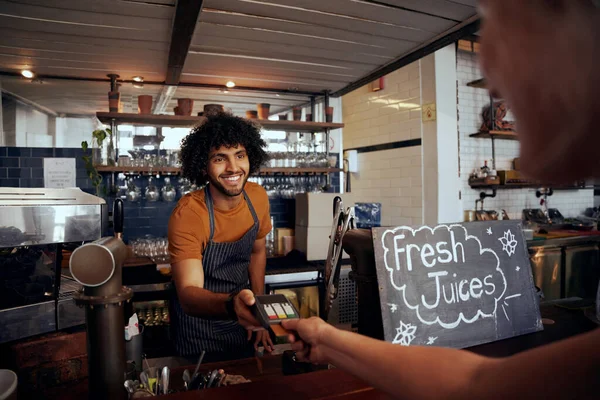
top-left (206, 144), bottom-right (250, 197)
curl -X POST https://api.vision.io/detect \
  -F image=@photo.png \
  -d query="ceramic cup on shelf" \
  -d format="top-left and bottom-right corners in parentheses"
top-left (137, 95), bottom-right (153, 114)
top-left (108, 91), bottom-right (121, 113)
top-left (325, 106), bottom-right (334, 123)
top-left (173, 106), bottom-right (181, 116)
top-left (292, 107), bottom-right (302, 121)
top-left (246, 110), bottom-right (258, 119)
top-left (305, 113), bottom-right (313, 122)
top-left (257, 103), bottom-right (270, 119)
top-left (278, 114), bottom-right (288, 121)
top-left (177, 98), bottom-right (194, 116)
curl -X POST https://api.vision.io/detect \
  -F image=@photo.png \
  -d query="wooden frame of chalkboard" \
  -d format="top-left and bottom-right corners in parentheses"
top-left (372, 221), bottom-right (543, 349)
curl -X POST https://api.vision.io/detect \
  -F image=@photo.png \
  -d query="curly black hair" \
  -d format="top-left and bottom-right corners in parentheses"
top-left (179, 112), bottom-right (269, 185)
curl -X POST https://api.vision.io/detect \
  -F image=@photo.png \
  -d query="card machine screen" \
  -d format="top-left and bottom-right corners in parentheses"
top-left (252, 294), bottom-right (300, 330)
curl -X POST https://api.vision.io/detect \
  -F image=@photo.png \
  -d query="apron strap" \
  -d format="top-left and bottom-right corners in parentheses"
top-left (204, 185), bottom-right (216, 241)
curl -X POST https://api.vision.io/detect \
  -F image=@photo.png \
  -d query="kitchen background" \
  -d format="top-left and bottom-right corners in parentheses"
top-left (457, 50), bottom-right (594, 219)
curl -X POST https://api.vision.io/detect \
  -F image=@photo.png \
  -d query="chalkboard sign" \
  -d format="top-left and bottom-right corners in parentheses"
top-left (372, 221), bottom-right (543, 349)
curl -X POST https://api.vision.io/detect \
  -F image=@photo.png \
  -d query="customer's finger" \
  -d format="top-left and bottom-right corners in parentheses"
top-left (237, 289), bottom-right (256, 306)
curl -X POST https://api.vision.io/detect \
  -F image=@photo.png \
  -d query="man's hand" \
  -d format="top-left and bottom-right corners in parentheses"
top-left (248, 329), bottom-right (274, 353)
top-left (233, 289), bottom-right (263, 330)
top-left (281, 317), bottom-right (331, 365)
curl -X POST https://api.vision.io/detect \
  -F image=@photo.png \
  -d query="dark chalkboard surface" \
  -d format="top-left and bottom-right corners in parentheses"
top-left (372, 221), bottom-right (543, 349)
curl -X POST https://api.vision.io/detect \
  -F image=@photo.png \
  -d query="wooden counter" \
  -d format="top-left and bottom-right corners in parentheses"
top-left (38, 301), bottom-right (597, 399)
top-left (156, 369), bottom-right (389, 399)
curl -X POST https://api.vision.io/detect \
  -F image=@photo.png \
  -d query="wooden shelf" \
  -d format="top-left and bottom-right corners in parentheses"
top-left (469, 184), bottom-right (587, 190)
top-left (470, 130), bottom-right (519, 141)
top-left (94, 166), bottom-right (342, 175)
top-left (260, 167), bottom-right (342, 174)
top-left (96, 112), bottom-right (344, 132)
top-left (95, 166), bottom-right (180, 174)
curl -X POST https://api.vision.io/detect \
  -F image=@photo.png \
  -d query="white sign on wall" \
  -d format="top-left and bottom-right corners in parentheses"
top-left (44, 158), bottom-right (76, 188)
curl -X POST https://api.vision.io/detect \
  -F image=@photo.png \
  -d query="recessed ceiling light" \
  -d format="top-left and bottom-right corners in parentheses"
top-left (275, 94), bottom-right (280, 97)
top-left (132, 76), bottom-right (144, 82)
top-left (21, 70), bottom-right (35, 79)
top-left (225, 81), bottom-right (235, 88)
top-left (133, 82), bottom-right (144, 89)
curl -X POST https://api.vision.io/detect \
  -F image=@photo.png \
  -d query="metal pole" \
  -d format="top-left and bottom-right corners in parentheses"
top-left (489, 93), bottom-right (496, 170)
top-left (324, 91), bottom-right (330, 121)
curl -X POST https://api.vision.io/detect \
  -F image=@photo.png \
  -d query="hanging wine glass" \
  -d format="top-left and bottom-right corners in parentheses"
top-left (145, 177), bottom-right (160, 202)
top-left (161, 177), bottom-right (177, 202)
top-left (125, 179), bottom-right (141, 202)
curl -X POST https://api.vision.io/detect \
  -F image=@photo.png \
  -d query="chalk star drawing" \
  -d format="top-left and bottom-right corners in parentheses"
top-left (426, 337), bottom-right (438, 345)
top-left (515, 266), bottom-right (520, 271)
top-left (486, 227), bottom-right (493, 235)
top-left (498, 230), bottom-right (518, 257)
top-left (388, 303), bottom-right (398, 313)
top-left (393, 321), bottom-right (417, 346)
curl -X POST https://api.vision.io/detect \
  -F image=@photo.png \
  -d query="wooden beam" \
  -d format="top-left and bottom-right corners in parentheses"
top-left (166, 0), bottom-right (204, 85)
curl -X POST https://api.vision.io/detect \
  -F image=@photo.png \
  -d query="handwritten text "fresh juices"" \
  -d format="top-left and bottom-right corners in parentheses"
top-left (393, 230), bottom-right (496, 309)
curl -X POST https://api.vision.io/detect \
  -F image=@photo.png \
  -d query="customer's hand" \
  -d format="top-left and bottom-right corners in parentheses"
top-left (248, 329), bottom-right (274, 353)
top-left (233, 289), bottom-right (262, 330)
top-left (281, 317), bottom-right (330, 364)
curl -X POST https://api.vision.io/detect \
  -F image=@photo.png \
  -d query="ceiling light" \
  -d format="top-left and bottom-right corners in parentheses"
top-left (275, 94), bottom-right (280, 97)
top-left (225, 81), bottom-right (235, 88)
top-left (21, 70), bottom-right (35, 79)
top-left (133, 82), bottom-right (144, 89)
top-left (219, 88), bottom-right (229, 94)
top-left (132, 76), bottom-right (144, 82)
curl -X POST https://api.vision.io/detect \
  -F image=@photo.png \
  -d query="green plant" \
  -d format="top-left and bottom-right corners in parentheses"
top-left (81, 140), bottom-right (103, 196)
top-left (92, 128), bottom-right (115, 167)
top-left (80, 128), bottom-right (112, 197)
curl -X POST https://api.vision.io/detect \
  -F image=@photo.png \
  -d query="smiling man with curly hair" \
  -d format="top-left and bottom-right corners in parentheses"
top-left (168, 112), bottom-right (274, 362)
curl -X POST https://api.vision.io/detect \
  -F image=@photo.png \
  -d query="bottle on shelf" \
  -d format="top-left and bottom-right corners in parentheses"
top-left (480, 160), bottom-right (490, 177)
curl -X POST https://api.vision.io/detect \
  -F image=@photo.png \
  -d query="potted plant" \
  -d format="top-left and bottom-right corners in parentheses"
top-left (81, 140), bottom-right (103, 197)
top-left (91, 128), bottom-right (116, 167)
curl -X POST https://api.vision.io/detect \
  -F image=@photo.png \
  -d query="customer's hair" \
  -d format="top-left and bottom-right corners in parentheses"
top-left (179, 112), bottom-right (268, 185)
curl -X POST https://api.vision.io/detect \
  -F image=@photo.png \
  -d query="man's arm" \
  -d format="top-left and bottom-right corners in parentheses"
top-left (283, 318), bottom-right (600, 400)
top-left (248, 237), bottom-right (266, 295)
top-left (171, 259), bottom-right (261, 329)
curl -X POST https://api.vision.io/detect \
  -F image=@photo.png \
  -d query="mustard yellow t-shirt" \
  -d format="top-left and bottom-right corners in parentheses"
top-left (168, 182), bottom-right (271, 264)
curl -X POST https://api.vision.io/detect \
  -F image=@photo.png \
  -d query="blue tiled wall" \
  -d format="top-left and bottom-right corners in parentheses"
top-left (0, 147), bottom-right (323, 242)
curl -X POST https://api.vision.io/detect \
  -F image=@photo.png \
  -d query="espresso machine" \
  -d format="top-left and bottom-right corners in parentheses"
top-left (0, 187), bottom-right (107, 344)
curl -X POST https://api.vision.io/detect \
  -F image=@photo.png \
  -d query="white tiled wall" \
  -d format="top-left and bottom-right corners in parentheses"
top-left (342, 62), bottom-right (423, 226)
top-left (457, 51), bottom-right (593, 218)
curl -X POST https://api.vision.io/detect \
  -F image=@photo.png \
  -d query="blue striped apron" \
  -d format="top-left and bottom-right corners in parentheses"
top-left (171, 185), bottom-right (259, 357)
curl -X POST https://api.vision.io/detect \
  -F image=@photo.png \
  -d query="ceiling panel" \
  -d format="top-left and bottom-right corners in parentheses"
top-left (373, 0), bottom-right (476, 21)
top-left (0, 0), bottom-right (172, 82)
top-left (200, 10), bottom-right (416, 49)
top-left (0, 0), bottom-right (477, 117)
top-left (237, 0), bottom-right (457, 31)
top-left (185, 0), bottom-right (476, 93)
top-left (193, 23), bottom-right (402, 58)
top-left (203, 0), bottom-right (447, 41)
top-left (191, 34), bottom-right (393, 66)
top-left (11, 0), bottom-right (174, 19)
